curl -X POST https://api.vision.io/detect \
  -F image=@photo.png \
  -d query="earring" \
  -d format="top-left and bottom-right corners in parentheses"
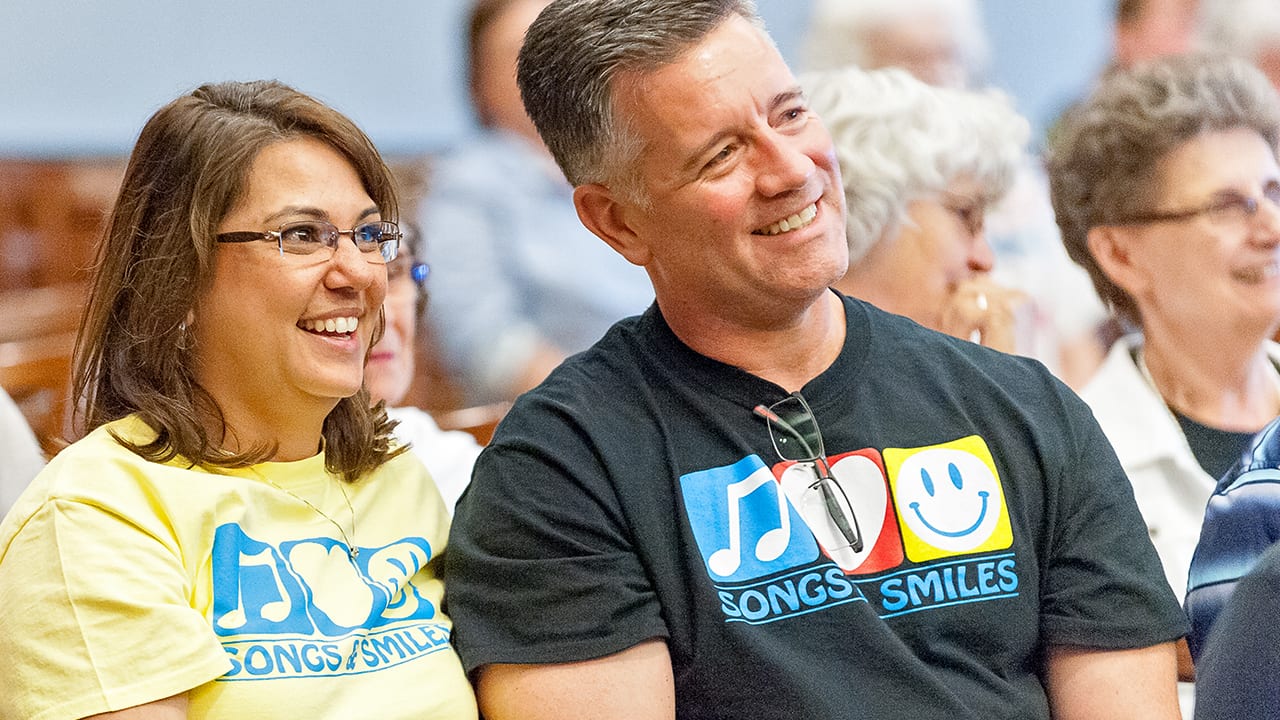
top-left (177, 319), bottom-right (193, 351)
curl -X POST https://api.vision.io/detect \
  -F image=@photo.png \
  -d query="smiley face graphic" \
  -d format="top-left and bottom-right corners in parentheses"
top-left (884, 436), bottom-right (1013, 562)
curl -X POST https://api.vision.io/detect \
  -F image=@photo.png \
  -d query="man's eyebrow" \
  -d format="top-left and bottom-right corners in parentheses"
top-left (678, 87), bottom-right (808, 176)
top-left (770, 87), bottom-right (806, 113)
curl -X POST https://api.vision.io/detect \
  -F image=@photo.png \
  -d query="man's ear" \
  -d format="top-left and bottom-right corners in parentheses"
top-left (574, 183), bottom-right (651, 267)
top-left (1087, 224), bottom-right (1146, 296)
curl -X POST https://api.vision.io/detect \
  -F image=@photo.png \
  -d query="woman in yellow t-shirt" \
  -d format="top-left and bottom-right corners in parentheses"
top-left (0, 80), bottom-right (477, 720)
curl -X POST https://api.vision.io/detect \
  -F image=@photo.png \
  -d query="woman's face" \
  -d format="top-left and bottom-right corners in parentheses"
top-left (192, 136), bottom-right (388, 433)
top-left (844, 176), bottom-right (995, 331)
top-left (1111, 127), bottom-right (1280, 338)
top-left (365, 251), bottom-right (420, 405)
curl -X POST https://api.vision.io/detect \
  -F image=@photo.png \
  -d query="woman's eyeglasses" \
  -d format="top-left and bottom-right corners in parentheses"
top-left (754, 392), bottom-right (863, 553)
top-left (216, 220), bottom-right (401, 263)
top-left (1113, 183), bottom-right (1280, 228)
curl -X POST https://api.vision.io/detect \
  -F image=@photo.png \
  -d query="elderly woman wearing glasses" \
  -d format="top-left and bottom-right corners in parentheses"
top-left (1048, 52), bottom-right (1280, 688)
top-left (0, 81), bottom-right (476, 718)
top-left (803, 66), bottom-right (1043, 359)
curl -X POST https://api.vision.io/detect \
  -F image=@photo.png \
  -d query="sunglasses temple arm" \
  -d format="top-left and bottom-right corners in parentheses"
top-left (753, 404), bottom-right (861, 552)
top-left (815, 458), bottom-right (863, 553)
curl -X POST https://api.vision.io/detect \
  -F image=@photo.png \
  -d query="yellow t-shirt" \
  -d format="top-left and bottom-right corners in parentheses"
top-left (0, 415), bottom-right (477, 720)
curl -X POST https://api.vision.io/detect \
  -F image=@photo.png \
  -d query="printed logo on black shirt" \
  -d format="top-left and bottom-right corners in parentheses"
top-left (680, 436), bottom-right (1019, 625)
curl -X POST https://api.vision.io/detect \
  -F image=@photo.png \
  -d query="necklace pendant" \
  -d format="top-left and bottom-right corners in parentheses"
top-left (349, 546), bottom-right (360, 561)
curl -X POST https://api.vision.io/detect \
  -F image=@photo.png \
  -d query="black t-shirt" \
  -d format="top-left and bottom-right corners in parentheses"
top-left (443, 294), bottom-right (1188, 719)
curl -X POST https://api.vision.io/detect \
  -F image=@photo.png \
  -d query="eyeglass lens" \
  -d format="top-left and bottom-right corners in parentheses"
top-left (1216, 184), bottom-right (1280, 222)
top-left (766, 394), bottom-right (824, 462)
top-left (278, 220), bottom-right (399, 262)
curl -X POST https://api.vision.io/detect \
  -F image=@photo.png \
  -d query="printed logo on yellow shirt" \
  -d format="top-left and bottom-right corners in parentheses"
top-left (211, 524), bottom-right (454, 680)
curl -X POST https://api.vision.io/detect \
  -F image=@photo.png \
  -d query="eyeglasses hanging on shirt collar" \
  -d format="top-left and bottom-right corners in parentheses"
top-left (754, 392), bottom-right (864, 553)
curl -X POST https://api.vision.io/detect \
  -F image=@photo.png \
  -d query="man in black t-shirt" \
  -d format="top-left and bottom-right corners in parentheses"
top-left (442, 1), bottom-right (1189, 718)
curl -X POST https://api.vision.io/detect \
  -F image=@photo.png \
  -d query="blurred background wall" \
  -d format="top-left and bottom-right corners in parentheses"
top-left (0, 0), bottom-right (1112, 158)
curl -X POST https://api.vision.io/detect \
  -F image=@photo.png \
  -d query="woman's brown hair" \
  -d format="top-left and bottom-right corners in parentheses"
top-left (73, 79), bottom-right (404, 482)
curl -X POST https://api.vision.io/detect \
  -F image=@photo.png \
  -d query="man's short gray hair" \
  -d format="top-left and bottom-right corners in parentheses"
top-left (517, 0), bottom-right (763, 197)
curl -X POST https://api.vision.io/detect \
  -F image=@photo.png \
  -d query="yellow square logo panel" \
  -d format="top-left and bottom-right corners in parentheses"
top-left (884, 436), bottom-right (1013, 563)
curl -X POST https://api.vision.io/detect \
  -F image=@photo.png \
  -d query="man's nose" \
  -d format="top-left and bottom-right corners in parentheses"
top-left (755, 131), bottom-right (815, 198)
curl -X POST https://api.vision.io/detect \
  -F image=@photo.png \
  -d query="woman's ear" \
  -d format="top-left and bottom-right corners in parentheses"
top-left (573, 183), bottom-right (651, 267)
top-left (1087, 224), bottom-right (1148, 296)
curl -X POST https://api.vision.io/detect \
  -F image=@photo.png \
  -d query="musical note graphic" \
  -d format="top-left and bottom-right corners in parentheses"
top-left (215, 547), bottom-right (292, 631)
top-left (708, 469), bottom-right (792, 577)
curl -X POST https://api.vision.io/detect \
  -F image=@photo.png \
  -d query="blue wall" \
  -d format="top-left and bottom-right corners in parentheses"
top-left (0, 0), bottom-right (1112, 157)
top-left (981, 0), bottom-right (1113, 148)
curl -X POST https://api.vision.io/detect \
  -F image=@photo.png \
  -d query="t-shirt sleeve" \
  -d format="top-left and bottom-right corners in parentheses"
top-left (442, 417), bottom-right (667, 672)
top-left (1036, 384), bottom-right (1190, 649)
top-left (0, 488), bottom-right (229, 718)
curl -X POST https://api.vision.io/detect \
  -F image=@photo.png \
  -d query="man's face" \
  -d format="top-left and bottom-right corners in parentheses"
top-left (608, 15), bottom-right (848, 326)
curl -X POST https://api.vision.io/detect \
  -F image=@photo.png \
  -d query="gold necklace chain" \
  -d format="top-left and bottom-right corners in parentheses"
top-left (266, 478), bottom-right (360, 562)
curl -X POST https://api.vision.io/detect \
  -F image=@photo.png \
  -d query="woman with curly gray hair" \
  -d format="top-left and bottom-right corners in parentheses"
top-left (804, 66), bottom-right (1038, 356)
top-left (1048, 51), bottom-right (1280, 693)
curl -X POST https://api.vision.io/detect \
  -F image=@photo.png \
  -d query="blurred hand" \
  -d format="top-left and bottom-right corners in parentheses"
top-left (938, 277), bottom-right (1035, 354)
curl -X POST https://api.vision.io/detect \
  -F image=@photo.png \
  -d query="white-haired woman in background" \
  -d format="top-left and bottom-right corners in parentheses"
top-left (805, 66), bottom-right (1042, 356)
top-left (803, 5), bottom-right (1111, 386)
top-left (802, 0), bottom-right (988, 88)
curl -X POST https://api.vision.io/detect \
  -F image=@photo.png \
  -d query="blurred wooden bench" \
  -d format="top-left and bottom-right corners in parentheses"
top-left (0, 283), bottom-right (86, 456)
top-left (434, 401), bottom-right (510, 446)
top-left (0, 158), bottom-right (121, 457)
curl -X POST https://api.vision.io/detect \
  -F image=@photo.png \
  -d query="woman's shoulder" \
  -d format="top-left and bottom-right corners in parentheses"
top-left (17, 416), bottom-right (157, 501)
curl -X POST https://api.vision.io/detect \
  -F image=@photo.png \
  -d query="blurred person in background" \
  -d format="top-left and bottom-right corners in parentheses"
top-left (1200, 0), bottom-right (1280, 91)
top-left (1048, 52), bottom-right (1280, 705)
top-left (419, 0), bottom-right (653, 405)
top-left (366, 223), bottom-right (482, 513)
top-left (805, 66), bottom-right (1038, 356)
top-left (0, 80), bottom-right (475, 719)
top-left (1113, 0), bottom-right (1202, 69)
top-left (801, 0), bottom-right (987, 88)
top-left (1186, 415), bottom-right (1280, 679)
top-left (803, 0), bottom-right (1108, 387)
